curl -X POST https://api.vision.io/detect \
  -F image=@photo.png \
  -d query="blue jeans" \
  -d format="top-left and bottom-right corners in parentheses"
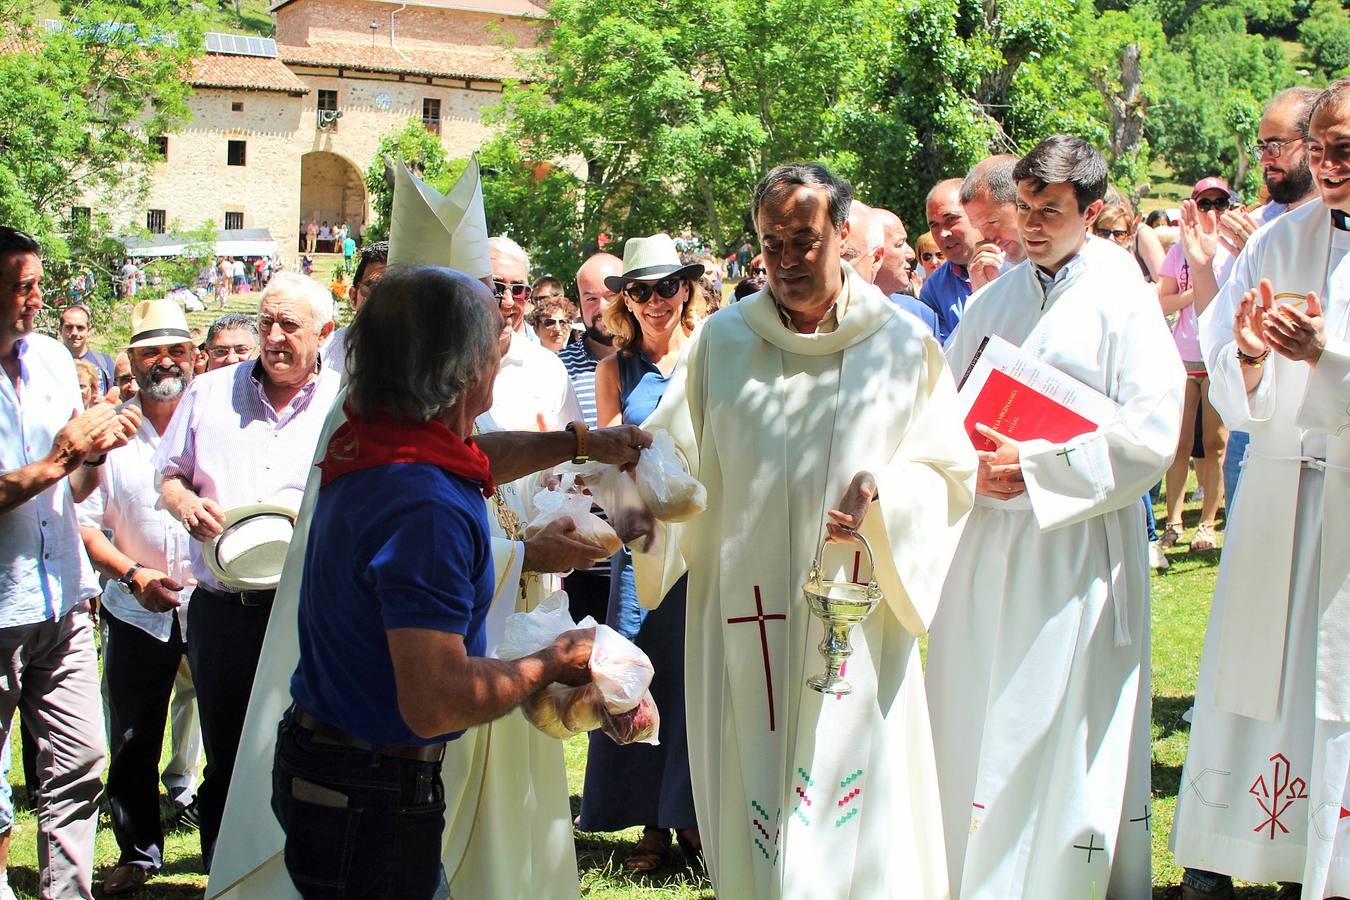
top-left (606, 548), bottom-right (649, 641)
top-left (272, 711), bottom-right (450, 899)
top-left (1142, 494), bottom-right (1158, 543)
top-left (1223, 430), bottom-right (1250, 513)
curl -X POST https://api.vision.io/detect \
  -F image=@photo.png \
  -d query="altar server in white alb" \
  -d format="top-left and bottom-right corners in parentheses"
top-left (1170, 77), bottom-right (1350, 900)
top-left (634, 162), bottom-right (977, 900)
top-left (927, 135), bottom-right (1184, 899)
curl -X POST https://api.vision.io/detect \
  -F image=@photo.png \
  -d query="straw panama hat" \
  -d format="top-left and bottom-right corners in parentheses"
top-left (204, 503), bottom-right (299, 591)
top-left (127, 299), bottom-right (193, 350)
top-left (603, 233), bottom-right (705, 292)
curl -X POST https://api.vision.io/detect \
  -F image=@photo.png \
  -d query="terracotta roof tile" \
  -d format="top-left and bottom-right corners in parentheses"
top-left (278, 41), bottom-right (534, 82)
top-left (190, 53), bottom-right (310, 94)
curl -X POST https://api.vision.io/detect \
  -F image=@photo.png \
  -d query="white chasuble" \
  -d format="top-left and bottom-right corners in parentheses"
top-left (928, 236), bottom-right (1184, 900)
top-left (1172, 199), bottom-right (1350, 896)
top-left (206, 394), bottom-right (579, 900)
top-left (632, 267), bottom-right (977, 900)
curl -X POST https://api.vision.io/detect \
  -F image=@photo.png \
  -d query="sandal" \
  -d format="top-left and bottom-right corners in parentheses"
top-left (676, 828), bottom-right (703, 867)
top-left (623, 827), bottom-right (672, 872)
top-left (1191, 522), bottom-right (1218, 552)
top-left (1159, 523), bottom-right (1184, 549)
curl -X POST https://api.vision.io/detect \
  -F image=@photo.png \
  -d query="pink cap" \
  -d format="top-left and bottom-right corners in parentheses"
top-left (1191, 176), bottom-right (1233, 199)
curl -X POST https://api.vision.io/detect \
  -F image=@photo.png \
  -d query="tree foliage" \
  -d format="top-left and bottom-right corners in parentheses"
top-left (0, 0), bottom-right (203, 264)
top-left (1298, 0), bottom-right (1350, 77)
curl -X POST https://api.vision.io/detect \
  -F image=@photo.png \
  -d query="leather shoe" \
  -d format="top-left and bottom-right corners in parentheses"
top-left (103, 864), bottom-right (154, 895)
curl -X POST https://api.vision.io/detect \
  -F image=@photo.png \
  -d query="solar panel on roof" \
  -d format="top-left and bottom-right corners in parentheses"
top-left (203, 32), bottom-right (277, 58)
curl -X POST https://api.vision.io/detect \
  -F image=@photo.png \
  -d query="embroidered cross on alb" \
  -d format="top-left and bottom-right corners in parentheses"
top-left (727, 586), bottom-right (787, 731)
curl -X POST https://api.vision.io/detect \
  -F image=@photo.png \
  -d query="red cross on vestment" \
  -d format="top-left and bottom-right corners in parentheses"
top-left (727, 586), bottom-right (787, 731)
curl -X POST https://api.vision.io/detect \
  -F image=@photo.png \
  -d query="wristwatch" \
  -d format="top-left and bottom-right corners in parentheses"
top-left (118, 563), bottom-right (142, 591)
top-left (565, 420), bottom-right (590, 465)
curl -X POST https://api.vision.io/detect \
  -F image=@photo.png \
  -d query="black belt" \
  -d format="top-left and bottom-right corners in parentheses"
top-left (292, 707), bottom-right (445, 763)
top-left (197, 585), bottom-right (275, 607)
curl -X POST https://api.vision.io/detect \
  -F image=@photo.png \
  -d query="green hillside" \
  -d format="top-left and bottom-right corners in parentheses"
top-left (33, 0), bottom-right (274, 37)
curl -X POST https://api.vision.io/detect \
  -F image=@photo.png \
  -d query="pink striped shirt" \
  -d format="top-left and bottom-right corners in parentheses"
top-left (153, 359), bottom-right (341, 591)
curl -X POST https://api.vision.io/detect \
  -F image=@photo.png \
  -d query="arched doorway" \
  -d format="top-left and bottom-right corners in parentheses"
top-left (298, 151), bottom-right (368, 252)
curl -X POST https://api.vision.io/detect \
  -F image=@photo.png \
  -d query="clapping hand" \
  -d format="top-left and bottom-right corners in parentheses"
top-left (1179, 199), bottom-right (1220, 270)
top-left (51, 403), bottom-right (142, 471)
top-left (1233, 279), bottom-right (1272, 359)
top-left (1218, 208), bottom-right (1260, 255)
top-left (1263, 287), bottom-right (1326, 366)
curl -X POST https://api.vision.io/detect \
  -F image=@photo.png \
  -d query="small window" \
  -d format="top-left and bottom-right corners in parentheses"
top-left (422, 97), bottom-right (441, 135)
top-left (227, 140), bottom-right (246, 166)
top-left (150, 135), bottom-right (168, 158)
top-left (231, 101), bottom-right (244, 112)
top-left (146, 209), bottom-right (167, 234)
top-left (69, 207), bottom-right (91, 230)
top-left (224, 211), bottom-right (244, 230)
top-left (317, 90), bottom-right (337, 111)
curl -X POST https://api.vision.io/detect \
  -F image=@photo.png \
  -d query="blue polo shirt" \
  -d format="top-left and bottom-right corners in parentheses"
top-left (888, 292), bottom-right (939, 337)
top-left (290, 463), bottom-right (493, 746)
top-left (917, 261), bottom-right (972, 345)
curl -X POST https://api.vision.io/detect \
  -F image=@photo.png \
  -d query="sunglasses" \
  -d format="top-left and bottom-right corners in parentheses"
top-left (1094, 227), bottom-right (1130, 240)
top-left (492, 280), bottom-right (530, 302)
top-left (625, 277), bottom-right (684, 303)
top-left (747, 266), bottom-right (767, 277)
top-left (539, 317), bottom-right (571, 328)
top-left (1195, 196), bottom-right (1234, 213)
top-left (921, 252), bottom-right (944, 262)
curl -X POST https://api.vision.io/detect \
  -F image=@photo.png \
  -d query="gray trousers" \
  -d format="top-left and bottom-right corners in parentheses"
top-left (0, 607), bottom-right (104, 900)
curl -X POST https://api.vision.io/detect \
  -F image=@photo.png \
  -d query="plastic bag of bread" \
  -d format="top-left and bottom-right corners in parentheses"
top-left (635, 430), bottom-right (706, 522)
top-left (600, 690), bottom-right (661, 745)
top-left (526, 476), bottom-right (623, 556)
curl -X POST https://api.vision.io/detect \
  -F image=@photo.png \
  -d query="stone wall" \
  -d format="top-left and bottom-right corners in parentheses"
top-left (275, 0), bottom-right (539, 50)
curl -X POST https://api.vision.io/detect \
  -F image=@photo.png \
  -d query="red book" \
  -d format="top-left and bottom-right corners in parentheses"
top-left (957, 335), bottom-right (1118, 451)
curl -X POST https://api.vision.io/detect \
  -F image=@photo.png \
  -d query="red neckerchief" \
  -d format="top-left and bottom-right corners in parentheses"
top-left (316, 401), bottom-right (495, 497)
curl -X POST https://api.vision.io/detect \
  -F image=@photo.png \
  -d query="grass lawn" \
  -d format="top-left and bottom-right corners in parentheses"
top-left (2, 412), bottom-right (1276, 897)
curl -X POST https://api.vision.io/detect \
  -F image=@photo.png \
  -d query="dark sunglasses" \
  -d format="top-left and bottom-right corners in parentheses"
top-left (492, 280), bottom-right (530, 301)
top-left (625, 277), bottom-right (683, 303)
top-left (1195, 196), bottom-right (1234, 213)
top-left (539, 317), bottom-right (571, 328)
top-left (921, 252), bottom-right (943, 262)
top-left (1094, 227), bottom-right (1130, 240)
top-left (747, 266), bottom-right (767, 277)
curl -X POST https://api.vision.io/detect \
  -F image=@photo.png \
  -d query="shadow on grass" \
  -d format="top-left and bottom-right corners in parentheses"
top-left (1154, 694), bottom-right (1195, 742)
top-left (1153, 886), bottom-right (1283, 899)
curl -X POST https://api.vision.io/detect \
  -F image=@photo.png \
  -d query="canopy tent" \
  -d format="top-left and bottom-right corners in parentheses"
top-left (120, 228), bottom-right (278, 259)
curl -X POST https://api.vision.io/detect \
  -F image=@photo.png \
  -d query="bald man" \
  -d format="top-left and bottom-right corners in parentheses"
top-left (919, 178), bottom-right (985, 343)
top-left (840, 200), bottom-right (884, 282)
top-left (873, 207), bottom-right (940, 337)
top-left (961, 154), bottom-right (1026, 290)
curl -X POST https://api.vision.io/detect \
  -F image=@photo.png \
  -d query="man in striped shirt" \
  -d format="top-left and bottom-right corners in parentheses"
top-left (557, 252), bottom-right (622, 624)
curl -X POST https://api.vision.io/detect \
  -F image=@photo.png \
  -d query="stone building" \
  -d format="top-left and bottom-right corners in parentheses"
top-left (90, 0), bottom-right (543, 261)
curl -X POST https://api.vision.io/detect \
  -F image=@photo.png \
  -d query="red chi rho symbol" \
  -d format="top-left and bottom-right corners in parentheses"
top-left (1250, 752), bottom-right (1308, 839)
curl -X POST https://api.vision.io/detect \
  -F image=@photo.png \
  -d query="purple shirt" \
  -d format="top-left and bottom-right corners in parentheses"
top-left (153, 358), bottom-right (341, 591)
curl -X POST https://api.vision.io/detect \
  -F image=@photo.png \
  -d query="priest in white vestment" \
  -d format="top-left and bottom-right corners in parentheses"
top-left (633, 163), bottom-right (977, 900)
top-left (1171, 82), bottom-right (1350, 899)
top-left (927, 136), bottom-right (1184, 899)
top-left (205, 161), bottom-right (643, 899)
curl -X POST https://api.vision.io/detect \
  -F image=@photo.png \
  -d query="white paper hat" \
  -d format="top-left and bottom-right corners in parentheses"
top-left (204, 503), bottom-right (299, 591)
top-left (387, 154), bottom-right (491, 279)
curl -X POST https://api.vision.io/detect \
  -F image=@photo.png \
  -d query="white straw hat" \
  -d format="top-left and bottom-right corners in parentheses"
top-left (127, 299), bottom-right (193, 350)
top-left (603, 234), bottom-right (705, 292)
top-left (204, 503), bottom-right (299, 591)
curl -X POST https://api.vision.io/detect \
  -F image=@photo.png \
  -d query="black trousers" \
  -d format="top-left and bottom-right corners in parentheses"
top-left (104, 608), bottom-right (189, 870)
top-left (561, 569), bottom-right (611, 626)
top-left (186, 587), bottom-right (273, 871)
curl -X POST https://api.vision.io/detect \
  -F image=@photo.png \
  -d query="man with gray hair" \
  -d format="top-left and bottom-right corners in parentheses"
top-left (154, 270), bottom-right (341, 870)
top-left (961, 154), bottom-right (1026, 290)
top-left (485, 235), bottom-right (583, 432)
top-left (203, 313), bottom-right (259, 372)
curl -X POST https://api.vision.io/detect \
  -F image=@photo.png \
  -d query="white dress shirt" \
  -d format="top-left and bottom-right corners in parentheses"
top-left (488, 331), bottom-right (584, 432)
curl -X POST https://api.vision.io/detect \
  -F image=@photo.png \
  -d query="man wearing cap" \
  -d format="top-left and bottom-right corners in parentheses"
top-left (485, 235), bottom-right (584, 432)
top-left (154, 270), bottom-right (340, 870)
top-left (76, 300), bottom-right (199, 895)
top-left (631, 163), bottom-right (976, 899)
top-left (0, 226), bottom-right (141, 900)
top-left (1170, 76), bottom-right (1350, 900)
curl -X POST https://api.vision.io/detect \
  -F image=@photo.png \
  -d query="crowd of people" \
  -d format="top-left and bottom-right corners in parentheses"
top-left (0, 75), bottom-right (1346, 900)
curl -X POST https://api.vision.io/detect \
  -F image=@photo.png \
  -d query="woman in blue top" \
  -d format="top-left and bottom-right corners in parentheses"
top-left (274, 266), bottom-right (596, 898)
top-left (581, 234), bottom-right (705, 871)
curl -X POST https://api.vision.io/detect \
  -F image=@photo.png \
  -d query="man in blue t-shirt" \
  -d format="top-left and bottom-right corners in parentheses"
top-left (918, 178), bottom-right (984, 344)
top-left (59, 304), bottom-right (115, 397)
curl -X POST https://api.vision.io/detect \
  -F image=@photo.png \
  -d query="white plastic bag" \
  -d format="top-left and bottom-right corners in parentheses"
top-left (498, 591), bottom-right (661, 745)
top-left (560, 462), bottom-right (660, 553)
top-left (525, 475), bottom-right (622, 556)
top-left (635, 430), bottom-right (706, 522)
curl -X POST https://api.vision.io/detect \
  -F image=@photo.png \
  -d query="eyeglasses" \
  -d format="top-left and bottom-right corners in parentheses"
top-left (1195, 196), bottom-right (1235, 213)
top-left (207, 344), bottom-right (256, 360)
top-left (921, 252), bottom-right (944, 262)
top-left (1094, 227), bottom-right (1130, 240)
top-left (492, 280), bottom-right (531, 303)
top-left (539, 317), bottom-right (571, 328)
top-left (747, 266), bottom-right (767, 277)
top-left (625, 278), bottom-right (684, 303)
top-left (1251, 136), bottom-right (1304, 159)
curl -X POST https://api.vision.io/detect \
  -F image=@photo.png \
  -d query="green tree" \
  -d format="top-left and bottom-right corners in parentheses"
top-left (1298, 0), bottom-right (1350, 77)
top-left (361, 117), bottom-right (457, 243)
top-left (0, 0), bottom-right (203, 265)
